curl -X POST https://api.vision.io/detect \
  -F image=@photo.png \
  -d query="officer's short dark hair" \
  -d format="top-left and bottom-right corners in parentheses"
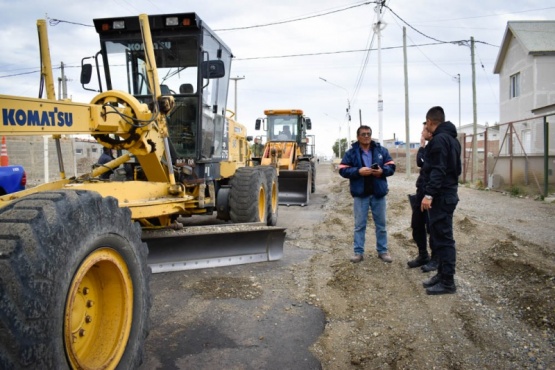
top-left (426, 106), bottom-right (445, 123)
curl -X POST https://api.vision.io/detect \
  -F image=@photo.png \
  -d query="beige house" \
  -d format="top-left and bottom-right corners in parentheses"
top-left (491, 21), bottom-right (555, 193)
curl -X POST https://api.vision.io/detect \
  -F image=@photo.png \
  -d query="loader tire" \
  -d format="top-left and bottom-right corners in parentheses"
top-left (310, 161), bottom-right (316, 193)
top-left (261, 166), bottom-right (279, 226)
top-left (297, 161), bottom-right (312, 203)
top-left (229, 167), bottom-right (267, 223)
top-left (0, 190), bottom-right (150, 370)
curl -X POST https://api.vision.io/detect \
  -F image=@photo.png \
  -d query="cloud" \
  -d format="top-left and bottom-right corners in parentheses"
top-left (1, 0), bottom-right (554, 157)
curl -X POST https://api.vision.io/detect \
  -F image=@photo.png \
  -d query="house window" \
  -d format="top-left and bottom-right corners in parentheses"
top-left (510, 72), bottom-right (520, 98)
top-left (75, 148), bottom-right (83, 155)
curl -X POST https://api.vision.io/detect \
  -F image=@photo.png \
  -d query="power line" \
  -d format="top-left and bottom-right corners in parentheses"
top-left (384, 5), bottom-right (499, 48)
top-left (0, 69), bottom-right (42, 79)
top-left (214, 1), bottom-right (380, 31)
top-left (234, 41), bottom-right (453, 61)
top-left (0, 41), bottom-right (456, 79)
top-left (389, 11), bottom-right (454, 79)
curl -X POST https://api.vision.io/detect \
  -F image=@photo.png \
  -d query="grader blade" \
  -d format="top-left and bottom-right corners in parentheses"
top-left (278, 170), bottom-right (310, 206)
top-left (142, 224), bottom-right (286, 273)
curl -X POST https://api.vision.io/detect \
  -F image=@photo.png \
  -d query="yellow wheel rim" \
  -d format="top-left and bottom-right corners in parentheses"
top-left (64, 247), bottom-right (133, 369)
top-left (270, 180), bottom-right (278, 214)
top-left (258, 185), bottom-right (266, 222)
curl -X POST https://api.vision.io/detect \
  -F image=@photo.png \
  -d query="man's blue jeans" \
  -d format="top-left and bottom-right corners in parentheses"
top-left (353, 195), bottom-right (388, 255)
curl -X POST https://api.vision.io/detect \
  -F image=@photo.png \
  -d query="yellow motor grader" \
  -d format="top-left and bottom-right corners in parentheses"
top-left (254, 109), bottom-right (316, 206)
top-left (0, 13), bottom-right (282, 369)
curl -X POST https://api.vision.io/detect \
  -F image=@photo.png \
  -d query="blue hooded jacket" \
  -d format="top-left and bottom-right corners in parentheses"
top-left (339, 140), bottom-right (396, 198)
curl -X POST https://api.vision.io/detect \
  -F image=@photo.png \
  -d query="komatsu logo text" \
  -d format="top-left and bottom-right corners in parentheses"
top-left (2, 108), bottom-right (73, 127)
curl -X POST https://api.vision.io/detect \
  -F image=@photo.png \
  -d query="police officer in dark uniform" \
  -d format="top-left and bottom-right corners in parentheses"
top-left (407, 122), bottom-right (437, 270)
top-left (420, 106), bottom-right (461, 295)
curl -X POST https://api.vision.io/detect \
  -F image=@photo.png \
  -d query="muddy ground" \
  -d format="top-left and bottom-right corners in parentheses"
top-left (143, 162), bottom-right (555, 369)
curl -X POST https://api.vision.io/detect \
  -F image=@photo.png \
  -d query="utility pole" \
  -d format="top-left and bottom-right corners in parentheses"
top-left (374, 1), bottom-right (386, 145)
top-left (403, 27), bottom-right (411, 176)
top-left (457, 73), bottom-right (461, 128)
top-left (230, 76), bottom-right (245, 121)
top-left (58, 61), bottom-right (70, 100)
top-left (471, 37), bottom-right (478, 182)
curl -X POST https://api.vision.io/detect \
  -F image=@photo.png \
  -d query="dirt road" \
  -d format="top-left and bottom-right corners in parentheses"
top-left (142, 162), bottom-right (555, 369)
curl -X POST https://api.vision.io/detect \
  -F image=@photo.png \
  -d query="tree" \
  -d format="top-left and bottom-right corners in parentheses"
top-left (333, 138), bottom-right (348, 158)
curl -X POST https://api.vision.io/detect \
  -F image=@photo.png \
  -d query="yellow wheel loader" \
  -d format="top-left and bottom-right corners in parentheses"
top-left (254, 109), bottom-right (316, 206)
top-left (0, 13), bottom-right (283, 369)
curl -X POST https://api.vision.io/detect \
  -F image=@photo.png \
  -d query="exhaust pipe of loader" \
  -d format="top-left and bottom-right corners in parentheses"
top-left (142, 224), bottom-right (286, 273)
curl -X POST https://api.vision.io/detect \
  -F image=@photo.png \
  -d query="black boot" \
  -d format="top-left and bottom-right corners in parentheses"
top-left (421, 256), bottom-right (439, 273)
top-left (407, 254), bottom-right (430, 268)
top-left (422, 272), bottom-right (441, 288)
top-left (426, 274), bottom-right (456, 295)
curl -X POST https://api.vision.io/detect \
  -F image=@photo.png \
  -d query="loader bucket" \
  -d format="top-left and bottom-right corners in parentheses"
top-left (278, 170), bottom-right (310, 206)
top-left (142, 224), bottom-right (286, 273)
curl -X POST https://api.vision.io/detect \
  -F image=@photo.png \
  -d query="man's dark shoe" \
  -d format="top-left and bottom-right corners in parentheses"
top-left (421, 258), bottom-right (439, 273)
top-left (407, 255), bottom-right (430, 268)
top-left (426, 281), bottom-right (457, 295)
top-left (350, 254), bottom-right (364, 263)
top-left (422, 273), bottom-right (441, 288)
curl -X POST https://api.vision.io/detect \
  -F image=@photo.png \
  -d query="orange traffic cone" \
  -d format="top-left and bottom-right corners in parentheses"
top-left (0, 136), bottom-right (9, 166)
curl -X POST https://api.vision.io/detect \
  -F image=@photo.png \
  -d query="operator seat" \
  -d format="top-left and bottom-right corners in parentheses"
top-left (179, 84), bottom-right (194, 94)
top-left (167, 83), bottom-right (197, 157)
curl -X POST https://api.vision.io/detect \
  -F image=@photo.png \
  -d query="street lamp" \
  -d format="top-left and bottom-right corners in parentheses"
top-left (319, 77), bottom-right (351, 145)
top-left (230, 76), bottom-right (245, 121)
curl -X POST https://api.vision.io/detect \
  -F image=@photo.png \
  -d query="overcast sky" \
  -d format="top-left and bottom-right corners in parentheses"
top-left (1, 0), bottom-right (554, 158)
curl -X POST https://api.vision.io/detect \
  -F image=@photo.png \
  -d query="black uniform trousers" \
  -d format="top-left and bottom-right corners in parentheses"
top-left (427, 193), bottom-right (458, 276)
top-left (410, 192), bottom-right (432, 256)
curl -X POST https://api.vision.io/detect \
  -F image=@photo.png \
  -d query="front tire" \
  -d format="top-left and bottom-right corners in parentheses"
top-left (229, 167), bottom-right (267, 223)
top-left (310, 160), bottom-right (316, 193)
top-left (260, 166), bottom-right (279, 226)
top-left (0, 190), bottom-right (150, 369)
top-left (297, 161), bottom-right (312, 204)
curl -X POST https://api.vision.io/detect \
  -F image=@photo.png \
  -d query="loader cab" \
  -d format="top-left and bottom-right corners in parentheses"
top-left (85, 13), bottom-right (232, 166)
top-left (258, 110), bottom-right (312, 149)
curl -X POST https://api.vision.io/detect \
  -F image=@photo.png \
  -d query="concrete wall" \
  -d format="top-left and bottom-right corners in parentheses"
top-left (489, 155), bottom-right (555, 192)
top-left (2, 136), bottom-right (102, 186)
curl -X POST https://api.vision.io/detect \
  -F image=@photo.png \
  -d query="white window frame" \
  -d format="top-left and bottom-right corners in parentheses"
top-left (510, 72), bottom-right (520, 99)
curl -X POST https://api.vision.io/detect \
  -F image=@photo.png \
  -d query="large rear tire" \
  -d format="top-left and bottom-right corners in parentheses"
top-left (229, 167), bottom-right (267, 223)
top-left (297, 161), bottom-right (312, 204)
top-left (310, 160), bottom-right (316, 193)
top-left (0, 190), bottom-right (150, 370)
top-left (260, 166), bottom-right (279, 226)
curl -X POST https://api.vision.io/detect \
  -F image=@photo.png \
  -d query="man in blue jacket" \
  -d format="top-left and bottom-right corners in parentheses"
top-left (339, 125), bottom-right (396, 263)
top-left (420, 106), bottom-right (461, 295)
